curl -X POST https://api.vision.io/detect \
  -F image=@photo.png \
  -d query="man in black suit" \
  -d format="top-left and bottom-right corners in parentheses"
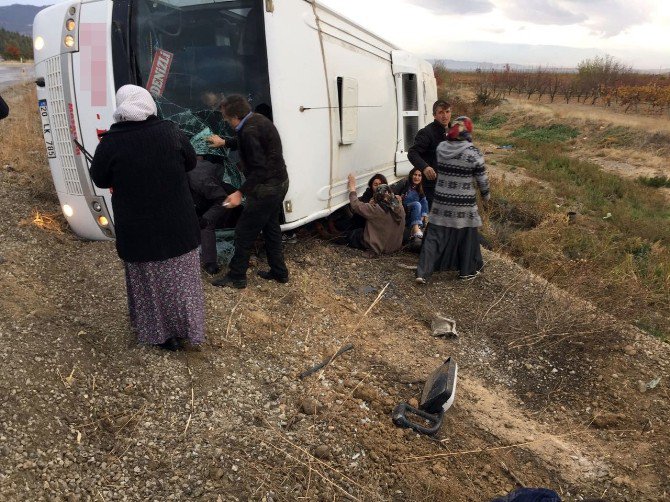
top-left (207, 95), bottom-right (289, 289)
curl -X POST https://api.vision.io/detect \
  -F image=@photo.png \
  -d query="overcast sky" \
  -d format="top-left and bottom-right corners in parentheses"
top-left (320, 0), bottom-right (670, 69)
top-left (4, 0), bottom-right (669, 69)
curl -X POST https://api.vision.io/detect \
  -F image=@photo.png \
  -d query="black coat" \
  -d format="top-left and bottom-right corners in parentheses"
top-left (407, 120), bottom-right (448, 193)
top-left (89, 116), bottom-right (200, 262)
top-left (0, 94), bottom-right (8, 120)
top-left (226, 113), bottom-right (288, 196)
top-left (187, 159), bottom-right (236, 215)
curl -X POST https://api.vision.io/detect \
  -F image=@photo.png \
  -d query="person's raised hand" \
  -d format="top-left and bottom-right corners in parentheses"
top-left (347, 173), bottom-right (356, 192)
top-left (207, 134), bottom-right (226, 148)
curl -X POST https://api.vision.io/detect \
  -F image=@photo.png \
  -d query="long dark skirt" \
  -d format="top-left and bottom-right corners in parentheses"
top-left (124, 248), bottom-right (205, 346)
top-left (417, 225), bottom-right (483, 279)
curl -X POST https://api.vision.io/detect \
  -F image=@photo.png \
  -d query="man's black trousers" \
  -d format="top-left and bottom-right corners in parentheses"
top-left (227, 182), bottom-right (289, 281)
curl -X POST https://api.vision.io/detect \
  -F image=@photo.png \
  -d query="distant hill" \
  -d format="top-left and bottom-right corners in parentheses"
top-left (433, 59), bottom-right (578, 73)
top-left (0, 4), bottom-right (50, 36)
top-left (433, 58), bottom-right (669, 75)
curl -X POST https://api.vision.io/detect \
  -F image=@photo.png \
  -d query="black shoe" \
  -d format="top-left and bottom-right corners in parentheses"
top-left (257, 270), bottom-right (289, 284)
top-left (158, 337), bottom-right (183, 351)
top-left (203, 263), bottom-right (220, 275)
top-left (211, 274), bottom-right (247, 289)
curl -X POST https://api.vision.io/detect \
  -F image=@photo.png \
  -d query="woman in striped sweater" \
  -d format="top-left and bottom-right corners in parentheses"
top-left (415, 116), bottom-right (490, 283)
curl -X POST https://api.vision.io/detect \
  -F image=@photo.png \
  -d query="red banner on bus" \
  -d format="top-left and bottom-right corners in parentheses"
top-left (146, 49), bottom-right (174, 97)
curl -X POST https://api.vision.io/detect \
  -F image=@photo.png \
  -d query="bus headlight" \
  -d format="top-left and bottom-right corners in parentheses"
top-left (65, 19), bottom-right (76, 31)
top-left (34, 36), bottom-right (45, 51)
top-left (64, 35), bottom-right (75, 48)
top-left (62, 204), bottom-right (74, 218)
top-left (92, 201), bottom-right (102, 212)
top-left (97, 216), bottom-right (109, 227)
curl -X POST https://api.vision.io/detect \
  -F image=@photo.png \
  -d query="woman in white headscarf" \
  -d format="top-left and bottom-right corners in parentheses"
top-left (90, 85), bottom-right (205, 351)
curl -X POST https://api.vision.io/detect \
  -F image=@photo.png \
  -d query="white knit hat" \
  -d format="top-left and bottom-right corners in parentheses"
top-left (113, 85), bottom-right (157, 123)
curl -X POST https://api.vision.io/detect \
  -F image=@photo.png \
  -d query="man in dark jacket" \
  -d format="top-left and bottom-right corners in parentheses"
top-left (407, 100), bottom-right (451, 207)
top-left (0, 94), bottom-right (9, 120)
top-left (207, 94), bottom-right (289, 288)
top-left (187, 158), bottom-right (241, 275)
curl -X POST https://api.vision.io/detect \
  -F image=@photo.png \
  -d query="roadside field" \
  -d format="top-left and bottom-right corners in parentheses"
top-left (1, 83), bottom-right (668, 501)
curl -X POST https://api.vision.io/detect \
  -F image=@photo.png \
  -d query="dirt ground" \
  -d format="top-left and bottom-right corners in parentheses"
top-left (1, 86), bottom-right (669, 501)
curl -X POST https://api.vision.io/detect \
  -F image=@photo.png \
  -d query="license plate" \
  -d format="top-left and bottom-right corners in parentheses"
top-left (38, 99), bottom-right (56, 159)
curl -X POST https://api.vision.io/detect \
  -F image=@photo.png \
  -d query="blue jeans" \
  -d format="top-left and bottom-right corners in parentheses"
top-left (403, 189), bottom-right (428, 227)
top-left (405, 201), bottom-right (424, 227)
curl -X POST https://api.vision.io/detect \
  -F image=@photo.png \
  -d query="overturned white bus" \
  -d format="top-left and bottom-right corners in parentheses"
top-left (33, 0), bottom-right (437, 240)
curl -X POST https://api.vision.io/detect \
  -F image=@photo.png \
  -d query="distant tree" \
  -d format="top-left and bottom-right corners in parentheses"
top-left (433, 59), bottom-right (450, 88)
top-left (4, 43), bottom-right (20, 60)
top-left (0, 27), bottom-right (33, 60)
top-left (577, 55), bottom-right (631, 105)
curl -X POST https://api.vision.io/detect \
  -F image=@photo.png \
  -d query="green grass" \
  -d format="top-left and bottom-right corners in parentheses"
top-left (476, 113), bottom-right (509, 130)
top-left (501, 143), bottom-right (670, 243)
top-left (635, 321), bottom-right (668, 344)
top-left (511, 124), bottom-right (580, 143)
top-left (638, 175), bottom-right (670, 188)
top-left (480, 125), bottom-right (670, 341)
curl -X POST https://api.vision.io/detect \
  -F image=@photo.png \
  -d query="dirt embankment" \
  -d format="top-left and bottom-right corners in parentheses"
top-left (1, 85), bottom-right (669, 501)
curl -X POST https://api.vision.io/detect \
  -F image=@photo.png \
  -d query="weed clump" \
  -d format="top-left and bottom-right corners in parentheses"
top-left (477, 113), bottom-right (509, 130)
top-left (638, 175), bottom-right (670, 188)
top-left (511, 124), bottom-right (580, 143)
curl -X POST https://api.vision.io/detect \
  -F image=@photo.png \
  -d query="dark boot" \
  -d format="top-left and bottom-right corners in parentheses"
top-left (158, 338), bottom-right (183, 351)
top-left (257, 269), bottom-right (289, 284)
top-left (202, 262), bottom-right (220, 275)
top-left (211, 274), bottom-right (247, 289)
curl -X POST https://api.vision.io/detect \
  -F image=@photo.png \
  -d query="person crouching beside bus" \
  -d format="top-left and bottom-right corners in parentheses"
top-left (207, 94), bottom-right (289, 288)
top-left (187, 158), bottom-right (241, 275)
top-left (345, 173), bottom-right (405, 257)
top-left (89, 85), bottom-right (205, 351)
top-left (415, 116), bottom-right (490, 284)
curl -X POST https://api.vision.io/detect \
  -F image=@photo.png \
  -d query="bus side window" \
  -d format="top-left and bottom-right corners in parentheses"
top-left (337, 76), bottom-right (358, 145)
top-left (401, 73), bottom-right (419, 151)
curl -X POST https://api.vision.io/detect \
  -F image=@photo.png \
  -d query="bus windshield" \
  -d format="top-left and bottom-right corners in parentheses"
top-left (121, 0), bottom-right (270, 162)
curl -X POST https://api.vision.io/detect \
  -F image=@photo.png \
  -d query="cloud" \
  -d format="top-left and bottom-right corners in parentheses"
top-left (405, 0), bottom-right (494, 15)
top-left (570, 0), bottom-right (653, 37)
top-left (499, 0), bottom-right (654, 37)
top-left (499, 0), bottom-right (585, 25)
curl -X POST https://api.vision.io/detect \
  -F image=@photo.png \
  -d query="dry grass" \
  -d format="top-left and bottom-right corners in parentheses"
top-left (22, 208), bottom-right (65, 233)
top-left (504, 95), bottom-right (670, 136)
top-left (458, 83), bottom-right (670, 339)
top-left (481, 154), bottom-right (670, 339)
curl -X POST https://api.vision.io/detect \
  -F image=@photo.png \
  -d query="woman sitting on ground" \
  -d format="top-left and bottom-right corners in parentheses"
top-left (345, 173), bottom-right (404, 256)
top-left (314, 173), bottom-right (390, 238)
top-left (344, 173), bottom-right (389, 232)
top-left (415, 116), bottom-right (490, 283)
top-left (393, 167), bottom-right (429, 239)
top-left (360, 173), bottom-right (388, 203)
